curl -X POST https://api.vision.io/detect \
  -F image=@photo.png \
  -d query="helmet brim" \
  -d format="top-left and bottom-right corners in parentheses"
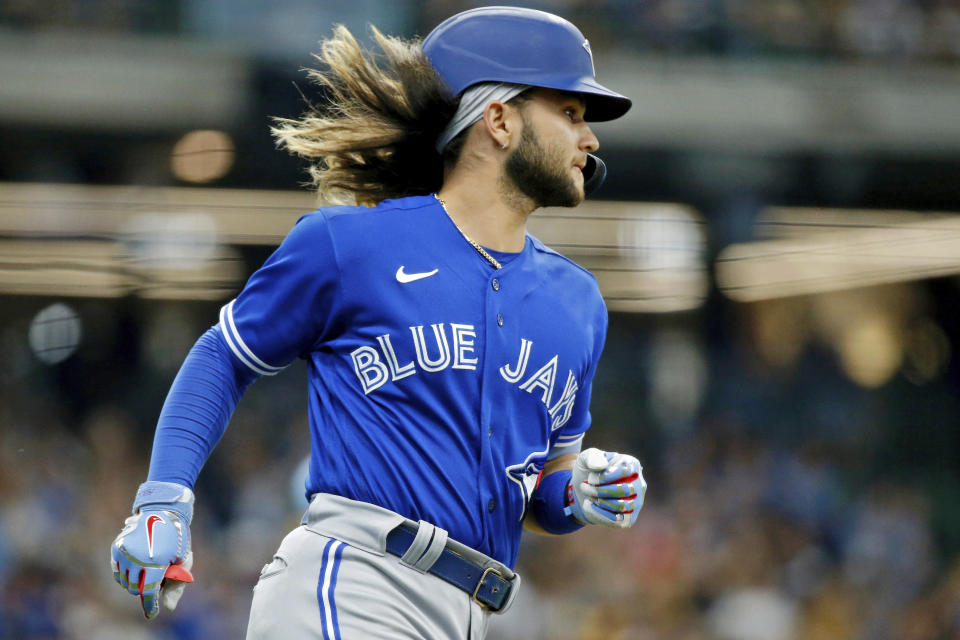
top-left (580, 85), bottom-right (633, 122)
top-left (503, 75), bottom-right (630, 122)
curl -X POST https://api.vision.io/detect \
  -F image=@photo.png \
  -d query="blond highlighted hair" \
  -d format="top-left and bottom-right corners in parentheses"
top-left (271, 25), bottom-right (458, 206)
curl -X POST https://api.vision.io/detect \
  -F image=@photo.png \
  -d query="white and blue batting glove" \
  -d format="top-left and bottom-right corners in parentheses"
top-left (111, 481), bottom-right (195, 619)
top-left (564, 448), bottom-right (646, 529)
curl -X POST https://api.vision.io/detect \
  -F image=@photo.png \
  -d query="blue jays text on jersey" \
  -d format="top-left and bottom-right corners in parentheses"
top-left (217, 195), bottom-right (608, 567)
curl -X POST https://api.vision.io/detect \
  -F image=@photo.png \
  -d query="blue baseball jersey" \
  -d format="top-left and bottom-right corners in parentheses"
top-left (217, 195), bottom-right (607, 567)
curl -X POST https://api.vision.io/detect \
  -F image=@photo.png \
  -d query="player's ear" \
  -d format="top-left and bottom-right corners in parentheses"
top-left (481, 100), bottom-right (515, 151)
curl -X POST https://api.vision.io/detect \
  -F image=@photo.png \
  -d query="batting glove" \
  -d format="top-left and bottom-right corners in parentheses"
top-left (111, 481), bottom-right (195, 619)
top-left (564, 448), bottom-right (646, 529)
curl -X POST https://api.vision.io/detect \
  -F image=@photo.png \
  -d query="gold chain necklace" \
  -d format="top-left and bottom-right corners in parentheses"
top-left (433, 193), bottom-right (502, 270)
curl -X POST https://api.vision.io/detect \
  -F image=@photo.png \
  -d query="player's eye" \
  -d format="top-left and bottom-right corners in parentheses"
top-left (564, 107), bottom-right (582, 123)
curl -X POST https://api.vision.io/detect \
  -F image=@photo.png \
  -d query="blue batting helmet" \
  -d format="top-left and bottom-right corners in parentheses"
top-left (422, 6), bottom-right (632, 122)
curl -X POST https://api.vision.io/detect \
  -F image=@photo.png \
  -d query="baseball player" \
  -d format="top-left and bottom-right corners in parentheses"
top-left (110, 7), bottom-right (646, 639)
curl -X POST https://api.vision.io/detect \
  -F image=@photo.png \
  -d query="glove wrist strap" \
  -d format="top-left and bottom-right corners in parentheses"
top-left (530, 469), bottom-right (584, 534)
top-left (133, 481), bottom-right (195, 523)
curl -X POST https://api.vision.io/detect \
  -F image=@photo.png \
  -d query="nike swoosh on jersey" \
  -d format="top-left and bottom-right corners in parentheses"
top-left (396, 266), bottom-right (439, 283)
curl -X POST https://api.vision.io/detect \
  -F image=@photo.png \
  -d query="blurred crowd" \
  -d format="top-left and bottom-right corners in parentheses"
top-left (426, 0), bottom-right (960, 61)
top-left (493, 431), bottom-right (960, 639)
top-left (2, 0), bottom-right (960, 62)
top-left (1, 298), bottom-right (958, 639)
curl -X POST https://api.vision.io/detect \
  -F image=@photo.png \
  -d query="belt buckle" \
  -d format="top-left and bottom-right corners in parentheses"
top-left (472, 567), bottom-right (504, 610)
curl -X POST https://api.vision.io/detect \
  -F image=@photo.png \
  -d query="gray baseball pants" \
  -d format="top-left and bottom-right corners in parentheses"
top-left (245, 494), bottom-right (519, 639)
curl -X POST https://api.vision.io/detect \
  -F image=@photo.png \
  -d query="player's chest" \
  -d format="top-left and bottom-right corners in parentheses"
top-left (333, 255), bottom-right (594, 397)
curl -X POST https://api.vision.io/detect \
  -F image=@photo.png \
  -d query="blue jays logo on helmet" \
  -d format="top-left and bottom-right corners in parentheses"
top-left (582, 39), bottom-right (595, 76)
top-left (422, 6), bottom-right (631, 122)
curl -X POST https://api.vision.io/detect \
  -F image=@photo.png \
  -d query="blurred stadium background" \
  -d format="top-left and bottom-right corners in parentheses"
top-left (2, 1), bottom-right (960, 638)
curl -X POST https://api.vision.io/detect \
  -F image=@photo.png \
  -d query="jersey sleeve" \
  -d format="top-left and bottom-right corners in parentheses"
top-left (147, 325), bottom-right (258, 488)
top-left (218, 211), bottom-right (340, 375)
top-left (550, 299), bottom-right (608, 450)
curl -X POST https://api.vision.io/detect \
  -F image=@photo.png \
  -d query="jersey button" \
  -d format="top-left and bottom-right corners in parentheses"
top-left (496, 314), bottom-right (503, 327)
top-left (487, 499), bottom-right (496, 512)
top-left (491, 278), bottom-right (500, 291)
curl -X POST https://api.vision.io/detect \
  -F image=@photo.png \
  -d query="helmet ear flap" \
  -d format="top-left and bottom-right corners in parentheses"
top-left (582, 154), bottom-right (607, 197)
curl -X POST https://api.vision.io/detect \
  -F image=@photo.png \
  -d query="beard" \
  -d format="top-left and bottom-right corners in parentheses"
top-left (503, 117), bottom-right (582, 209)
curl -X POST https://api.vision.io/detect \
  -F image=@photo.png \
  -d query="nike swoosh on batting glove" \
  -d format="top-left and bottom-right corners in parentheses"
top-left (111, 481), bottom-right (195, 619)
top-left (564, 448), bottom-right (646, 529)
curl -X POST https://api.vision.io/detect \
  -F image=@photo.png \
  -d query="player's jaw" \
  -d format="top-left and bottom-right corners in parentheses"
top-left (503, 116), bottom-right (584, 209)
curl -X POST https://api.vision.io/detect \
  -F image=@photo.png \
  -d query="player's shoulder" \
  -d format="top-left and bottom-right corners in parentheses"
top-left (299, 194), bottom-right (435, 225)
top-left (291, 195), bottom-right (434, 246)
top-left (527, 234), bottom-right (600, 291)
top-left (527, 234), bottom-right (608, 338)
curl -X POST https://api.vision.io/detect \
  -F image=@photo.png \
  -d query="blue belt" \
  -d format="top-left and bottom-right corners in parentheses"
top-left (385, 523), bottom-right (513, 612)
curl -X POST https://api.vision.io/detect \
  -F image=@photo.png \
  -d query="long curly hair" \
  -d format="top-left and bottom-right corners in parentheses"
top-left (271, 25), bottom-right (460, 206)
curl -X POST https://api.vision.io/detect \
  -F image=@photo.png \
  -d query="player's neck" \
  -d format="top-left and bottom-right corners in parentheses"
top-left (436, 176), bottom-right (532, 254)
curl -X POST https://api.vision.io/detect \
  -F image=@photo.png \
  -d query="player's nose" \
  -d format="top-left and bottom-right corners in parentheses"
top-left (580, 125), bottom-right (599, 154)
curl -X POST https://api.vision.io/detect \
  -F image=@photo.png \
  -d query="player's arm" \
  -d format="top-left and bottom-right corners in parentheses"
top-left (524, 451), bottom-right (576, 535)
top-left (110, 325), bottom-right (259, 618)
top-left (528, 287), bottom-right (645, 533)
top-left (110, 211), bottom-right (340, 619)
top-left (527, 438), bottom-right (646, 534)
